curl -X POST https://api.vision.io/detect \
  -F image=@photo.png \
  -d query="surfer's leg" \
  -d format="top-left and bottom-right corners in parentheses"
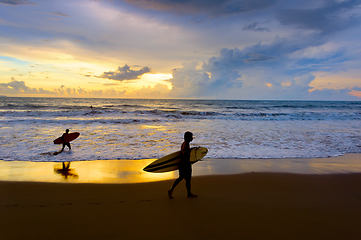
top-left (185, 169), bottom-right (197, 197)
top-left (172, 177), bottom-right (183, 188)
top-left (168, 189), bottom-right (173, 198)
top-left (186, 179), bottom-right (197, 197)
top-left (67, 142), bottom-right (71, 150)
top-left (168, 177), bottom-right (182, 198)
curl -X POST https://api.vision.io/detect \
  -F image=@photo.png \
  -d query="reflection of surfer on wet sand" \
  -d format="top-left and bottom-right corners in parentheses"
top-left (54, 162), bottom-right (79, 179)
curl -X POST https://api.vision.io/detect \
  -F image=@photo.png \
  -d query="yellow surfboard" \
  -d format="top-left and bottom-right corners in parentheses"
top-left (143, 147), bottom-right (208, 173)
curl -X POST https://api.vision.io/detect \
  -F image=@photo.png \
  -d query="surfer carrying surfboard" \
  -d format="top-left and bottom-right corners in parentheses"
top-left (60, 129), bottom-right (72, 152)
top-left (168, 131), bottom-right (198, 198)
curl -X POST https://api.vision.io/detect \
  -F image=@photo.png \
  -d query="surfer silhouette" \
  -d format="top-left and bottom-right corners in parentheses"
top-left (60, 129), bottom-right (71, 152)
top-left (168, 131), bottom-right (197, 198)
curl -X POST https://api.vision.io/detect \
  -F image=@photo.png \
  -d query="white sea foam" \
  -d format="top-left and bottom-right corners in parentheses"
top-left (0, 98), bottom-right (360, 162)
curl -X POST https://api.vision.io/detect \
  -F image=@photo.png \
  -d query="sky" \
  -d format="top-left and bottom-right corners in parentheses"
top-left (0, 0), bottom-right (361, 100)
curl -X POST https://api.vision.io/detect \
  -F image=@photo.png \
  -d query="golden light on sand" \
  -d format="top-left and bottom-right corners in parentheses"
top-left (1, 154), bottom-right (361, 183)
top-left (0, 160), bottom-right (178, 183)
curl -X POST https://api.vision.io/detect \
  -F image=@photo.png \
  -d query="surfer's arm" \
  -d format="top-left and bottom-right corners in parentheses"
top-left (180, 142), bottom-right (191, 163)
top-left (61, 133), bottom-right (69, 143)
top-left (180, 142), bottom-right (186, 162)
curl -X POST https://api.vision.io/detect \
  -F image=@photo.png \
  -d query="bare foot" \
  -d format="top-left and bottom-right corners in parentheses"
top-left (187, 193), bottom-right (198, 198)
top-left (168, 190), bottom-right (173, 198)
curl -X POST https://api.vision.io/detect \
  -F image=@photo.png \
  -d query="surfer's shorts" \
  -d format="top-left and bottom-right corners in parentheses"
top-left (179, 165), bottom-right (192, 181)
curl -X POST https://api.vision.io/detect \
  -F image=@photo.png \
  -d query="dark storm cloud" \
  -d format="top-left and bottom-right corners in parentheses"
top-left (276, 0), bottom-right (361, 34)
top-left (0, 0), bottom-right (34, 6)
top-left (97, 64), bottom-right (151, 81)
top-left (124, 0), bottom-right (278, 16)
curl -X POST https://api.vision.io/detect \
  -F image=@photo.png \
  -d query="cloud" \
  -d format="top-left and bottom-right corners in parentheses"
top-left (168, 36), bottom-right (361, 100)
top-left (47, 11), bottom-right (71, 17)
top-left (54, 85), bottom-right (126, 97)
top-left (352, 86), bottom-right (361, 91)
top-left (243, 53), bottom-right (275, 63)
top-left (309, 87), bottom-right (357, 101)
top-left (168, 61), bottom-right (212, 98)
top-left (134, 83), bottom-right (170, 98)
top-left (124, 0), bottom-right (278, 16)
top-left (0, 0), bottom-right (34, 6)
top-left (0, 78), bottom-right (55, 95)
top-left (242, 22), bottom-right (270, 32)
top-left (0, 79), bottom-right (129, 97)
top-left (169, 60), bottom-right (242, 98)
top-left (276, 0), bottom-right (361, 34)
top-left (103, 83), bottom-right (120, 86)
top-left (97, 64), bottom-right (151, 81)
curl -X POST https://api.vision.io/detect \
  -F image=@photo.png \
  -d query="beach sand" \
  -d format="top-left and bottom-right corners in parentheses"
top-left (2, 172), bottom-right (361, 240)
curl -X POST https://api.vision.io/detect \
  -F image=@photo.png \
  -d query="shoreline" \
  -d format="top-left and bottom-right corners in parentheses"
top-left (0, 153), bottom-right (360, 183)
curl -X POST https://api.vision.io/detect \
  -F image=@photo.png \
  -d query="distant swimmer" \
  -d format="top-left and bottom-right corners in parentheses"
top-left (168, 131), bottom-right (198, 198)
top-left (60, 129), bottom-right (72, 152)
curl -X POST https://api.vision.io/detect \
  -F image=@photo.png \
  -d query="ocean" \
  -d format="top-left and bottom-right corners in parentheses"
top-left (0, 97), bottom-right (360, 162)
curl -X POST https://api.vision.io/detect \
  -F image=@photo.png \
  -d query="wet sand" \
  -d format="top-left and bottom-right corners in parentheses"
top-left (2, 172), bottom-right (361, 240)
top-left (1, 153), bottom-right (361, 183)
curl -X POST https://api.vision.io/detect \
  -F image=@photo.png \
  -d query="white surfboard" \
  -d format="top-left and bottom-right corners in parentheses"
top-left (143, 147), bottom-right (208, 173)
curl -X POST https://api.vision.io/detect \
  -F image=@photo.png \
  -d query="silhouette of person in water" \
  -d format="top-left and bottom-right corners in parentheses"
top-left (168, 131), bottom-right (197, 198)
top-left (60, 129), bottom-right (71, 152)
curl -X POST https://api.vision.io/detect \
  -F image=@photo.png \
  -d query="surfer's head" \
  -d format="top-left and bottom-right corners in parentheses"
top-left (65, 129), bottom-right (69, 133)
top-left (184, 131), bottom-right (193, 142)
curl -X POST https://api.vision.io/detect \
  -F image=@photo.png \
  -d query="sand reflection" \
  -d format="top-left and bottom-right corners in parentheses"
top-left (0, 154), bottom-right (360, 183)
top-left (54, 162), bottom-right (79, 179)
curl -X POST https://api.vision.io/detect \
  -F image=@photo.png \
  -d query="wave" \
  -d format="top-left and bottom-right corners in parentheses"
top-left (1, 108), bottom-right (360, 121)
top-left (1, 98), bottom-right (360, 123)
